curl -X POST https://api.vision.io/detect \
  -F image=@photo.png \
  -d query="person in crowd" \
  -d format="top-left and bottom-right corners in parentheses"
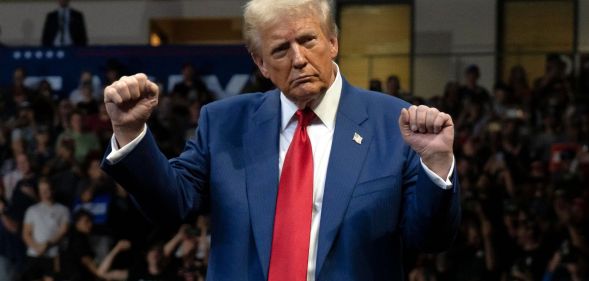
top-left (41, 0), bottom-right (88, 47)
top-left (75, 82), bottom-right (99, 115)
top-left (459, 64), bottom-right (491, 109)
top-left (72, 156), bottom-right (115, 262)
top-left (439, 81), bottom-right (462, 119)
top-left (0, 155), bottom-right (38, 281)
top-left (102, 60), bottom-right (124, 90)
top-left (163, 217), bottom-right (210, 280)
top-left (70, 71), bottom-right (102, 105)
top-left (33, 127), bottom-right (54, 172)
top-left (385, 74), bottom-right (410, 100)
top-left (508, 65), bottom-right (532, 108)
top-left (369, 78), bottom-right (382, 92)
top-left (21, 178), bottom-right (69, 280)
top-left (532, 54), bottom-right (572, 128)
top-left (240, 67), bottom-right (275, 93)
top-left (85, 103), bottom-right (114, 148)
top-left (3, 68), bottom-right (33, 122)
top-left (61, 210), bottom-right (130, 281)
top-left (171, 63), bottom-right (214, 105)
top-left (55, 110), bottom-right (100, 163)
top-left (2, 153), bottom-right (33, 203)
top-left (53, 99), bottom-right (74, 135)
top-left (491, 82), bottom-right (515, 118)
top-left (128, 242), bottom-right (178, 281)
top-left (45, 138), bottom-right (80, 206)
top-left (31, 80), bottom-right (58, 128)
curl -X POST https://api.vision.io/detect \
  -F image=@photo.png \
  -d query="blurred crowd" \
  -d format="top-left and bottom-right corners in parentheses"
top-left (398, 56), bottom-right (589, 281)
top-left (0, 62), bottom-right (220, 281)
top-left (0, 52), bottom-right (588, 281)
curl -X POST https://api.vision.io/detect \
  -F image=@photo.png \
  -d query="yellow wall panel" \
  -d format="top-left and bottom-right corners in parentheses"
top-left (339, 4), bottom-right (411, 90)
top-left (340, 5), bottom-right (411, 55)
top-left (339, 56), bottom-right (370, 89)
top-left (504, 1), bottom-right (573, 52)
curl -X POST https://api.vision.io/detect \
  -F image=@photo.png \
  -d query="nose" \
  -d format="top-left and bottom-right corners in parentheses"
top-left (291, 43), bottom-right (307, 69)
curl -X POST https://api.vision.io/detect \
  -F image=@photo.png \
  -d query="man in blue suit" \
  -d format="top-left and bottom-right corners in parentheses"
top-left (101, 0), bottom-right (460, 280)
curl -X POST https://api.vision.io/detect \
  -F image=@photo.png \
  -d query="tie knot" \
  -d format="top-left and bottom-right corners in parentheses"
top-left (295, 108), bottom-right (315, 127)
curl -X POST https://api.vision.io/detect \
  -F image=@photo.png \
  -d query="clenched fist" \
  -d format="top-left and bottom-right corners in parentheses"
top-left (104, 73), bottom-right (159, 147)
top-left (398, 105), bottom-right (454, 179)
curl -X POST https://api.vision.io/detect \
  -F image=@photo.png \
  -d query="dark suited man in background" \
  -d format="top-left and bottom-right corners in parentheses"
top-left (41, 0), bottom-right (88, 47)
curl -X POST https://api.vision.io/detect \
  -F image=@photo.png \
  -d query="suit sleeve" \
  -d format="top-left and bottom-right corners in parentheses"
top-left (41, 13), bottom-right (53, 47)
top-left (76, 11), bottom-right (88, 46)
top-left (101, 106), bottom-right (212, 226)
top-left (399, 147), bottom-right (461, 252)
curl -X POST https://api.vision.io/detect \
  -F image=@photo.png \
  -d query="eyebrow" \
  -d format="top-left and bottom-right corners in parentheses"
top-left (270, 42), bottom-right (290, 54)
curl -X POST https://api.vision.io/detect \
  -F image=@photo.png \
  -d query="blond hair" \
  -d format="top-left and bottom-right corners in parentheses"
top-left (243, 0), bottom-right (338, 54)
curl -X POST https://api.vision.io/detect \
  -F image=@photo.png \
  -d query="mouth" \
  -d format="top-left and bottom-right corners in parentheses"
top-left (291, 75), bottom-right (316, 87)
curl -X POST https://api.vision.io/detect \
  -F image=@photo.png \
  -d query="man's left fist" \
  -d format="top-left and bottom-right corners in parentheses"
top-left (398, 105), bottom-right (454, 179)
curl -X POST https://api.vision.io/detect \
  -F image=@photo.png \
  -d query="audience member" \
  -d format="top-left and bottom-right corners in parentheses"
top-left (72, 156), bottom-right (115, 262)
top-left (369, 78), bottom-right (383, 92)
top-left (41, 0), bottom-right (88, 47)
top-left (31, 80), bottom-right (58, 128)
top-left (460, 64), bottom-right (491, 109)
top-left (21, 178), bottom-right (69, 280)
top-left (240, 67), bottom-right (275, 93)
top-left (171, 63), bottom-right (214, 104)
top-left (33, 127), bottom-right (54, 172)
top-left (55, 110), bottom-right (100, 163)
top-left (61, 210), bottom-right (133, 280)
top-left (75, 82), bottom-right (99, 115)
top-left (507, 65), bottom-right (532, 108)
top-left (3, 68), bottom-right (33, 122)
top-left (2, 153), bottom-right (33, 203)
top-left (69, 71), bottom-right (101, 106)
top-left (45, 138), bottom-right (80, 206)
top-left (128, 242), bottom-right (178, 281)
top-left (385, 75), bottom-right (409, 100)
top-left (532, 54), bottom-right (572, 128)
top-left (0, 156), bottom-right (38, 281)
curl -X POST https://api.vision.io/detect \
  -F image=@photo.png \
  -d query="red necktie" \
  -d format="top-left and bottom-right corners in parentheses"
top-left (268, 108), bottom-right (315, 281)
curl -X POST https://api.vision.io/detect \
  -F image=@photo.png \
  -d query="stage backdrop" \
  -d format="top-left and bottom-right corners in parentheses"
top-left (0, 45), bottom-right (256, 100)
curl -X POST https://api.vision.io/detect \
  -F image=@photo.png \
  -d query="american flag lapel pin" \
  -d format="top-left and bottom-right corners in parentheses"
top-left (353, 132), bottom-right (363, 144)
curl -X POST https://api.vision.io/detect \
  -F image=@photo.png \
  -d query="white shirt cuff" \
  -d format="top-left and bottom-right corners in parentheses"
top-left (420, 156), bottom-right (455, 190)
top-left (105, 124), bottom-right (148, 165)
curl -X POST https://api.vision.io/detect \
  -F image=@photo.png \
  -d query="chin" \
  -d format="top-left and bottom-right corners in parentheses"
top-left (289, 89), bottom-right (322, 107)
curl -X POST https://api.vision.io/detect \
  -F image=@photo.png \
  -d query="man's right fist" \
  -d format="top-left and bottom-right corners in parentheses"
top-left (104, 73), bottom-right (159, 146)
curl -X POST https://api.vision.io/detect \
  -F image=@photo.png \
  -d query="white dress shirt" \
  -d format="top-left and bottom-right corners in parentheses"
top-left (106, 64), bottom-right (454, 281)
top-left (53, 8), bottom-right (73, 46)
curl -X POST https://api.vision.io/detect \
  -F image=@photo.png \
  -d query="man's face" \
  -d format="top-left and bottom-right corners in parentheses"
top-left (39, 182), bottom-right (53, 202)
top-left (252, 15), bottom-right (338, 108)
top-left (58, 0), bottom-right (69, 8)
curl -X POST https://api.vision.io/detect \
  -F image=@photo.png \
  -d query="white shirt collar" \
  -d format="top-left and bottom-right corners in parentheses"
top-left (280, 63), bottom-right (342, 131)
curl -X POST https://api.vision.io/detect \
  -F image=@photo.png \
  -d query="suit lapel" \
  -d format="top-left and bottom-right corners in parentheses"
top-left (315, 81), bottom-right (372, 278)
top-left (243, 90), bottom-right (281, 280)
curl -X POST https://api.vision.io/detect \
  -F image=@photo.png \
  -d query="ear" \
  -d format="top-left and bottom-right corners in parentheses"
top-left (251, 52), bottom-right (271, 79)
top-left (328, 35), bottom-right (339, 60)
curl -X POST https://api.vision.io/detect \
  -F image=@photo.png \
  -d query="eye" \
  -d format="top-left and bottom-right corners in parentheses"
top-left (298, 34), bottom-right (316, 47)
top-left (271, 43), bottom-right (289, 58)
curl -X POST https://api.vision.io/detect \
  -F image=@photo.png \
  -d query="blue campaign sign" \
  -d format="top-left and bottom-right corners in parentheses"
top-left (0, 45), bottom-right (257, 99)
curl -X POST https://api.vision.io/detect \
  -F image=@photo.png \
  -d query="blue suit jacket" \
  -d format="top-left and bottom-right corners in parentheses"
top-left (102, 79), bottom-right (460, 281)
